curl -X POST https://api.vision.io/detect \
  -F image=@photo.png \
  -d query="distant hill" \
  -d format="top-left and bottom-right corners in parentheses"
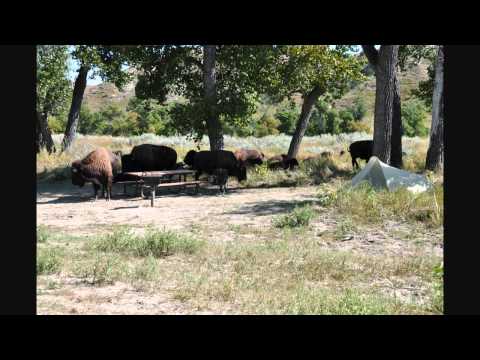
top-left (83, 60), bottom-right (430, 116)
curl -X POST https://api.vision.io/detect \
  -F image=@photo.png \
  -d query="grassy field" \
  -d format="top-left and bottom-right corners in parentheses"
top-left (36, 133), bottom-right (443, 315)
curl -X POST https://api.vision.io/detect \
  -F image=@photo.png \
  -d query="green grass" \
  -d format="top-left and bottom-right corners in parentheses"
top-left (89, 226), bottom-right (204, 258)
top-left (272, 205), bottom-right (317, 228)
top-left (37, 247), bottom-right (63, 275)
top-left (37, 225), bottom-right (52, 243)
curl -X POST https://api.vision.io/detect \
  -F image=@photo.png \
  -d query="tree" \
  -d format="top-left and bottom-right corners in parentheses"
top-left (266, 45), bottom-right (366, 159)
top-left (425, 45), bottom-right (444, 172)
top-left (132, 45), bottom-right (277, 149)
top-left (36, 45), bottom-right (71, 154)
top-left (61, 45), bottom-right (133, 151)
top-left (362, 45), bottom-right (401, 166)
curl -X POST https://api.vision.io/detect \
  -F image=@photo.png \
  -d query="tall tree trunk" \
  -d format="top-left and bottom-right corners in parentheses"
top-left (61, 65), bottom-right (89, 151)
top-left (372, 45), bottom-right (399, 164)
top-left (287, 86), bottom-right (324, 159)
top-left (36, 110), bottom-right (56, 154)
top-left (426, 45), bottom-right (444, 172)
top-left (362, 45), bottom-right (402, 166)
top-left (203, 45), bottom-right (224, 151)
top-left (390, 74), bottom-right (403, 168)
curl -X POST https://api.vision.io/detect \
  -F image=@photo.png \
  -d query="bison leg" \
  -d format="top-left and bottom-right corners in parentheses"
top-left (93, 183), bottom-right (100, 201)
top-left (352, 157), bottom-right (359, 170)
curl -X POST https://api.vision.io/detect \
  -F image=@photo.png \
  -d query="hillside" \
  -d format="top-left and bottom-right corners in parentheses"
top-left (83, 60), bottom-right (430, 116)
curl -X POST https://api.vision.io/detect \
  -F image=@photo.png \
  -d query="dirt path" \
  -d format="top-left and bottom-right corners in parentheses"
top-left (37, 181), bottom-right (319, 236)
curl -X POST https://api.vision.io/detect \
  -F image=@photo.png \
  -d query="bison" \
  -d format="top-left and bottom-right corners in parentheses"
top-left (234, 149), bottom-right (265, 167)
top-left (267, 154), bottom-right (299, 171)
top-left (71, 147), bottom-right (115, 201)
top-left (212, 168), bottom-right (229, 194)
top-left (130, 144), bottom-right (177, 171)
top-left (348, 140), bottom-right (373, 169)
top-left (184, 150), bottom-right (247, 182)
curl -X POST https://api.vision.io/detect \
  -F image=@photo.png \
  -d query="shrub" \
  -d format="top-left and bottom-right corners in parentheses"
top-left (402, 99), bottom-right (429, 137)
top-left (273, 205), bottom-right (316, 228)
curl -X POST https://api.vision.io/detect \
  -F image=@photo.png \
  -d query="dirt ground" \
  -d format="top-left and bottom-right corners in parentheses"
top-left (37, 180), bottom-right (320, 236)
top-left (36, 180), bottom-right (443, 315)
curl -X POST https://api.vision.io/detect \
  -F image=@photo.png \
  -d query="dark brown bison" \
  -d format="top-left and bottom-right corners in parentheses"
top-left (234, 149), bottom-right (265, 167)
top-left (212, 168), bottom-right (229, 194)
top-left (348, 140), bottom-right (373, 169)
top-left (267, 154), bottom-right (299, 171)
top-left (71, 147), bottom-right (115, 201)
top-left (185, 150), bottom-right (247, 182)
top-left (130, 144), bottom-right (177, 171)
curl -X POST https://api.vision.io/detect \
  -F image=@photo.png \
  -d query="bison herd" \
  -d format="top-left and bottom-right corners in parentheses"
top-left (71, 140), bottom-right (375, 201)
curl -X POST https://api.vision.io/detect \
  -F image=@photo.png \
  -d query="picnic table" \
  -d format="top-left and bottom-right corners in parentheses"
top-left (122, 169), bottom-right (204, 207)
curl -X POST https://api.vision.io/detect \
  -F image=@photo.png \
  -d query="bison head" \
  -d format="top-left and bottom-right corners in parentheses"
top-left (184, 150), bottom-right (197, 167)
top-left (233, 164), bottom-right (247, 182)
top-left (71, 161), bottom-right (85, 187)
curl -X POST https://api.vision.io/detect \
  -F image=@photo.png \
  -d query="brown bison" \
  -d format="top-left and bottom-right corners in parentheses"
top-left (130, 144), bottom-right (177, 171)
top-left (71, 147), bottom-right (115, 201)
top-left (267, 154), bottom-right (299, 171)
top-left (234, 149), bottom-right (265, 167)
top-left (184, 150), bottom-right (247, 182)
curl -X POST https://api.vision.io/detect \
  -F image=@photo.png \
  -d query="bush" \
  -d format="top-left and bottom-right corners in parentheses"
top-left (402, 99), bottom-right (429, 137)
top-left (273, 205), bottom-right (316, 228)
top-left (254, 113), bottom-right (281, 137)
top-left (48, 115), bottom-right (67, 134)
top-left (350, 97), bottom-right (367, 121)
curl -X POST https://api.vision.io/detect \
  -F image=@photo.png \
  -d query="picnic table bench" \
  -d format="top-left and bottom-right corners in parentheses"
top-left (120, 169), bottom-right (206, 207)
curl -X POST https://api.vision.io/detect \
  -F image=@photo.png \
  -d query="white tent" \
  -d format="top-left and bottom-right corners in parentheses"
top-left (351, 156), bottom-right (432, 194)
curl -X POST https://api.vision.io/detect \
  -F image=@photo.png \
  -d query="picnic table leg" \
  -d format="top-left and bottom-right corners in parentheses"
top-left (124, 184), bottom-right (127, 195)
top-left (151, 184), bottom-right (155, 207)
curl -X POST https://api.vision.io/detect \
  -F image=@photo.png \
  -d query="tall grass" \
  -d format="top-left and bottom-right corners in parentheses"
top-left (89, 226), bottom-right (204, 258)
top-left (323, 181), bottom-right (444, 228)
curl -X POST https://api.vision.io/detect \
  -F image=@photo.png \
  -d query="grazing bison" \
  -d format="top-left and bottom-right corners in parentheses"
top-left (268, 154), bottom-right (299, 171)
top-left (348, 140), bottom-right (373, 169)
top-left (185, 150), bottom-right (247, 182)
top-left (130, 144), bottom-right (177, 171)
top-left (183, 149), bottom-right (197, 168)
top-left (234, 149), bottom-right (265, 167)
top-left (71, 147), bottom-right (115, 201)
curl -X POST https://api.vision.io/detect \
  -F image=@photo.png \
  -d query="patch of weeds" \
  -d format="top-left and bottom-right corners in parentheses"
top-left (273, 205), bottom-right (316, 228)
top-left (429, 262), bottom-right (444, 314)
top-left (90, 226), bottom-right (204, 258)
top-left (37, 247), bottom-right (63, 275)
top-left (37, 225), bottom-right (51, 243)
top-left (328, 182), bottom-right (443, 229)
top-left (334, 218), bottom-right (358, 240)
top-left (127, 256), bottom-right (159, 291)
top-left (73, 253), bottom-right (124, 285)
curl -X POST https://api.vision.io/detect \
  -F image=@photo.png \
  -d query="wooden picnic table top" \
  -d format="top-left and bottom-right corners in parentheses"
top-left (123, 169), bottom-right (196, 178)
